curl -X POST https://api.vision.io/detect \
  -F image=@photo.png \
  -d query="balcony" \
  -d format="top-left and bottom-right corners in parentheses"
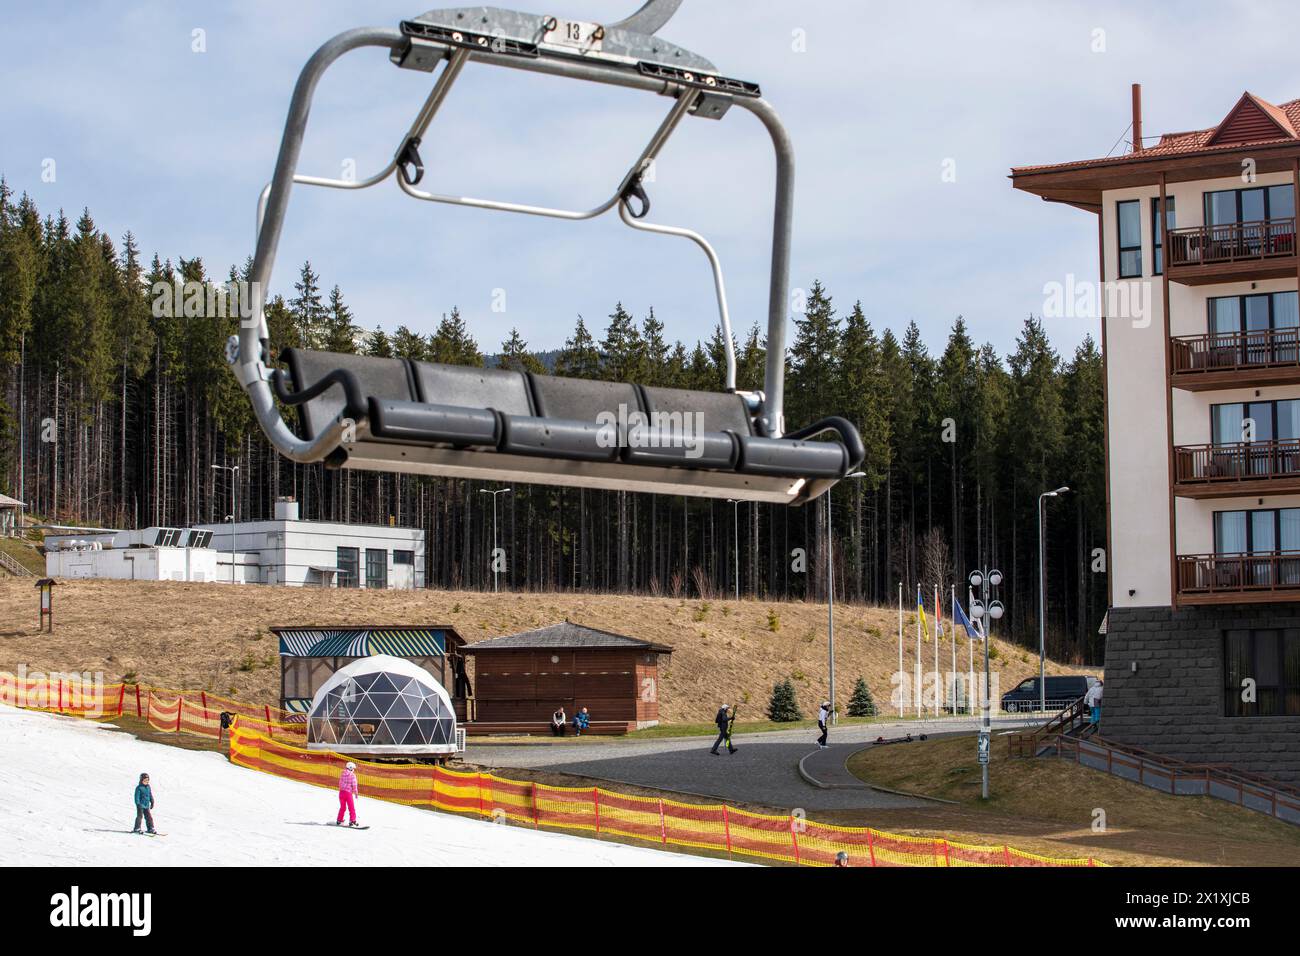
top-left (1177, 551), bottom-right (1300, 605)
top-left (1166, 218), bottom-right (1297, 285)
top-left (1174, 439), bottom-right (1300, 498)
top-left (1170, 327), bottom-right (1300, 390)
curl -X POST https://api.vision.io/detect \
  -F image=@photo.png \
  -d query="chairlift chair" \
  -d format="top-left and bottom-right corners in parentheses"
top-left (231, 1), bottom-right (865, 504)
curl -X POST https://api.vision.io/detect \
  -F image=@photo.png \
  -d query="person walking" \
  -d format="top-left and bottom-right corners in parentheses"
top-left (1085, 679), bottom-right (1104, 728)
top-left (336, 761), bottom-right (359, 827)
top-left (710, 704), bottom-right (738, 755)
top-left (131, 772), bottom-right (157, 834)
top-left (817, 700), bottom-right (831, 750)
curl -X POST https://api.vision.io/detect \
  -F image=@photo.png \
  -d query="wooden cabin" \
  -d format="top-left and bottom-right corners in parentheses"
top-left (274, 625), bottom-right (472, 721)
top-left (463, 622), bottom-right (672, 735)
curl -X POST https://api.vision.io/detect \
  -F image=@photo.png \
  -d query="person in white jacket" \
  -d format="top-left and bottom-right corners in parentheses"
top-left (1084, 680), bottom-right (1104, 727)
top-left (817, 701), bottom-right (831, 749)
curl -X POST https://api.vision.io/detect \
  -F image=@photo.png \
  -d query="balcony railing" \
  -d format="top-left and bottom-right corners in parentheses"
top-left (1167, 217), bottom-right (1297, 268)
top-left (1177, 551), bottom-right (1300, 599)
top-left (1174, 439), bottom-right (1300, 486)
top-left (1170, 327), bottom-right (1300, 376)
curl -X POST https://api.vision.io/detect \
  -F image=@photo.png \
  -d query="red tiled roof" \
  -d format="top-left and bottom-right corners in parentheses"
top-left (1013, 93), bottom-right (1300, 176)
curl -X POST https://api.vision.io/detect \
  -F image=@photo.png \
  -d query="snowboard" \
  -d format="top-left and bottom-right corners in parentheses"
top-left (332, 823), bottom-right (370, 830)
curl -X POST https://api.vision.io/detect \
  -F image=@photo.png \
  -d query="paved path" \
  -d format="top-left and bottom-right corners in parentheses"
top-left (467, 716), bottom-right (1037, 812)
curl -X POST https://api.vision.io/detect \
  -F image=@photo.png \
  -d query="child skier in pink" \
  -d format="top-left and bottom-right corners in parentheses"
top-left (336, 761), bottom-right (359, 826)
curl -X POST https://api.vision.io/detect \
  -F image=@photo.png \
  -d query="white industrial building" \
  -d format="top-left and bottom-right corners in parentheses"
top-left (43, 498), bottom-right (425, 589)
top-left (194, 497), bottom-right (425, 588)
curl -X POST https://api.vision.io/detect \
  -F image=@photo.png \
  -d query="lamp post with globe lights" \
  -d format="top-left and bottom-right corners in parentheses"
top-left (1038, 486), bottom-right (1070, 714)
top-left (968, 566), bottom-right (1005, 800)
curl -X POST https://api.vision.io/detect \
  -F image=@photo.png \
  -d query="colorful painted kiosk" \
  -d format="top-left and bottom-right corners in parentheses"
top-left (275, 625), bottom-right (470, 720)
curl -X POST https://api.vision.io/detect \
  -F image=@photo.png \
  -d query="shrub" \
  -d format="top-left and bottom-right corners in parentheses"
top-left (847, 677), bottom-right (877, 717)
top-left (766, 679), bottom-right (803, 722)
top-left (767, 609), bottom-right (780, 632)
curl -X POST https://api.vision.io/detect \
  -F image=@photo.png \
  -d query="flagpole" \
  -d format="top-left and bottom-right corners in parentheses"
top-left (914, 585), bottom-right (921, 719)
top-left (968, 600), bottom-right (975, 716)
top-left (951, 583), bottom-right (957, 717)
top-left (933, 583), bottom-right (939, 718)
top-left (897, 582), bottom-right (903, 718)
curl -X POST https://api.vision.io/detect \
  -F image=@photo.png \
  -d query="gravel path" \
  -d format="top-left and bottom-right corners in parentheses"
top-left (467, 716), bottom-right (1038, 812)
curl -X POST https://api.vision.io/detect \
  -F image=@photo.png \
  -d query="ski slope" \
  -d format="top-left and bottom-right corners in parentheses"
top-left (0, 705), bottom-right (737, 867)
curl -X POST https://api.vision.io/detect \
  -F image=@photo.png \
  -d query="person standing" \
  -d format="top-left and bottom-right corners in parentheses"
top-left (1085, 679), bottom-right (1104, 727)
top-left (710, 704), bottom-right (738, 755)
top-left (817, 700), bottom-right (831, 750)
top-left (132, 773), bottom-right (156, 834)
top-left (336, 761), bottom-right (359, 827)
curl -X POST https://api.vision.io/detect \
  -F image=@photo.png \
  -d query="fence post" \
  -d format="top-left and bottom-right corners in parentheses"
top-left (201, 691), bottom-right (209, 720)
top-left (939, 839), bottom-right (951, 867)
top-left (867, 829), bottom-right (877, 867)
top-left (57, 678), bottom-right (63, 712)
top-left (790, 815), bottom-right (801, 865)
top-left (135, 684), bottom-right (142, 717)
top-left (722, 805), bottom-right (733, 860)
top-left (477, 773), bottom-right (485, 817)
top-left (530, 782), bottom-right (539, 828)
top-left (176, 697), bottom-right (184, 732)
top-left (1003, 845), bottom-right (1012, 866)
top-left (592, 788), bottom-right (601, 834)
top-left (658, 799), bottom-right (667, 845)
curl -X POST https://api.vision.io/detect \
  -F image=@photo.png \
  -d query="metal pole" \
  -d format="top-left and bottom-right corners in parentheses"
top-left (728, 499), bottom-right (739, 601)
top-left (1038, 493), bottom-right (1046, 715)
top-left (826, 490), bottom-right (835, 724)
top-left (492, 492), bottom-right (499, 593)
top-left (897, 582), bottom-right (903, 718)
top-left (982, 578), bottom-right (991, 800)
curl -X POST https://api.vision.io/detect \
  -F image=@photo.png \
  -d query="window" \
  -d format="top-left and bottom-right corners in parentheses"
top-left (1152, 196), bottom-right (1175, 274)
top-left (393, 550), bottom-right (414, 565)
top-left (1117, 200), bottom-right (1142, 277)
top-left (1211, 399), bottom-right (1300, 446)
top-left (337, 547), bottom-right (359, 588)
top-left (365, 548), bottom-right (388, 589)
top-left (1208, 291), bottom-right (1299, 334)
top-left (1213, 507), bottom-right (1300, 554)
top-left (1205, 185), bottom-right (1295, 225)
top-left (1224, 629), bottom-right (1300, 716)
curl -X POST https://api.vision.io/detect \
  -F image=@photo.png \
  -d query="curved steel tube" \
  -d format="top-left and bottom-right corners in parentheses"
top-left (618, 198), bottom-right (735, 390)
top-left (238, 21), bottom-right (798, 466)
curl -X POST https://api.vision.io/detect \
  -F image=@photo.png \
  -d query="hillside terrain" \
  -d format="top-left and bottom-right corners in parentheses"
top-left (0, 579), bottom-right (1091, 722)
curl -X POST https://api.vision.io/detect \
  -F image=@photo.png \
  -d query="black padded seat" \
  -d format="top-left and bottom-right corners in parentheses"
top-left (282, 349), bottom-right (414, 440)
top-left (624, 385), bottom-right (745, 470)
top-left (502, 374), bottom-right (643, 462)
top-left (368, 361), bottom-right (535, 447)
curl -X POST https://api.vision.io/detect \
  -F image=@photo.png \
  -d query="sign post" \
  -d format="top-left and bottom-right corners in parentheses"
top-left (35, 578), bottom-right (57, 632)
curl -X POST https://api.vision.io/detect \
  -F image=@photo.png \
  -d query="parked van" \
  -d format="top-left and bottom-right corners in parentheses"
top-left (1001, 675), bottom-right (1096, 713)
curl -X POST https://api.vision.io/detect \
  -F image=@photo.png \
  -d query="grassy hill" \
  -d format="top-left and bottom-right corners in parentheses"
top-left (0, 578), bottom-right (1091, 722)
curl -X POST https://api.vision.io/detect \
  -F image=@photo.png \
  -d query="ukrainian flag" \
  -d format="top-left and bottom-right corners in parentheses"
top-left (916, 585), bottom-right (930, 641)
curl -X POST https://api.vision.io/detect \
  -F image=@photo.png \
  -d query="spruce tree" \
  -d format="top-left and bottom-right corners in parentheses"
top-left (555, 317), bottom-right (601, 378)
top-left (766, 678), bottom-right (803, 722)
top-left (847, 677), bottom-right (877, 717)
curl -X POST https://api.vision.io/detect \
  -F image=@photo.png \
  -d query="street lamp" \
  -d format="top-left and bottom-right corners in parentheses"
top-left (968, 566), bottom-right (1004, 800)
top-left (826, 472), bottom-right (866, 725)
top-left (478, 487), bottom-right (512, 593)
top-left (1038, 486), bottom-right (1070, 715)
top-left (726, 498), bottom-right (740, 601)
top-left (211, 464), bottom-right (239, 584)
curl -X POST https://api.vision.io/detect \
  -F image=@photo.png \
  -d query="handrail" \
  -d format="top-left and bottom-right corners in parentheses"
top-left (1174, 438), bottom-right (1300, 483)
top-left (1176, 550), bottom-right (1300, 595)
top-left (1167, 216), bottom-right (1297, 267)
top-left (1171, 326), bottom-right (1300, 375)
top-left (0, 549), bottom-right (34, 577)
top-left (235, 7), bottom-right (800, 474)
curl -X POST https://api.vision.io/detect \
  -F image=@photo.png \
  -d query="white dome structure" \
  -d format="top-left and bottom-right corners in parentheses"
top-left (307, 654), bottom-right (459, 756)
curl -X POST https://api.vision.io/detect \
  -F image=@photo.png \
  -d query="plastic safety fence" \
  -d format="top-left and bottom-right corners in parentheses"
top-left (0, 673), bottom-right (303, 744)
top-left (228, 722), bottom-right (1101, 868)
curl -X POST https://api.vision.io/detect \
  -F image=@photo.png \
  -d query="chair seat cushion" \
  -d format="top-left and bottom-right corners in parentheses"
top-left (368, 398), bottom-right (500, 447)
top-left (739, 436), bottom-right (848, 478)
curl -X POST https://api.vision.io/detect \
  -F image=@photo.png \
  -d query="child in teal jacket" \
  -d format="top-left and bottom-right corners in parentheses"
top-left (132, 772), bottom-right (156, 834)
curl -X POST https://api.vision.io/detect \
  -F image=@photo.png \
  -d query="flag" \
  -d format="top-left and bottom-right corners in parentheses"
top-left (916, 585), bottom-right (930, 640)
top-left (955, 598), bottom-right (983, 640)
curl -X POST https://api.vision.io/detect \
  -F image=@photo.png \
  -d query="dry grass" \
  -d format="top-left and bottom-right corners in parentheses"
top-left (0, 578), bottom-right (1090, 722)
top-left (842, 733), bottom-right (1300, 866)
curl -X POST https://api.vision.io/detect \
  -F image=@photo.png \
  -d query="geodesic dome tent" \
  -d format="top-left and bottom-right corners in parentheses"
top-left (307, 654), bottom-right (459, 756)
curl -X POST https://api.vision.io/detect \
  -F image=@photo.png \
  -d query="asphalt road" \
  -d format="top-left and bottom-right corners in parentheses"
top-left (466, 716), bottom-right (1038, 812)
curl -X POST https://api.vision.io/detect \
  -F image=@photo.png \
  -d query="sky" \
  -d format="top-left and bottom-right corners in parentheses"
top-left (2, 0), bottom-right (1297, 359)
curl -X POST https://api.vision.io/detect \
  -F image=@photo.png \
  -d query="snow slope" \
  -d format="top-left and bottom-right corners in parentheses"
top-left (0, 706), bottom-right (736, 867)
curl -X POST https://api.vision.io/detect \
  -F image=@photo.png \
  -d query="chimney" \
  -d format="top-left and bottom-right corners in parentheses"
top-left (1131, 83), bottom-right (1143, 153)
top-left (274, 495), bottom-right (299, 521)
